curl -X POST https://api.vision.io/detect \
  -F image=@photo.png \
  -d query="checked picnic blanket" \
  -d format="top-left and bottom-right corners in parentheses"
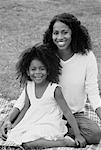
top-left (0, 98), bottom-right (101, 150)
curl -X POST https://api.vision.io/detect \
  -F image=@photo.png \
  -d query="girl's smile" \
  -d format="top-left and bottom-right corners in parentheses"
top-left (28, 59), bottom-right (48, 85)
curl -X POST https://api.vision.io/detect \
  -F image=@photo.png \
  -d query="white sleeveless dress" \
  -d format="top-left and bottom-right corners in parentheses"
top-left (7, 81), bottom-right (67, 145)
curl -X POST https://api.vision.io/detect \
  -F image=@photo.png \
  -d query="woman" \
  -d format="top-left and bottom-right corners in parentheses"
top-left (43, 12), bottom-right (101, 145)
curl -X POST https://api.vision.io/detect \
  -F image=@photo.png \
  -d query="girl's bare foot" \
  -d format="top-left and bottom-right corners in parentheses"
top-left (22, 143), bottom-right (31, 150)
top-left (22, 136), bottom-right (76, 149)
top-left (64, 136), bottom-right (76, 147)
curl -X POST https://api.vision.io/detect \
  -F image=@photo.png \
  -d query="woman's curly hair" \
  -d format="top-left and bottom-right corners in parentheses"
top-left (43, 13), bottom-right (92, 55)
top-left (16, 43), bottom-right (62, 86)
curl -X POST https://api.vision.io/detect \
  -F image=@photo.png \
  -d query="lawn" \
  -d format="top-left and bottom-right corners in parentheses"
top-left (0, 0), bottom-right (101, 100)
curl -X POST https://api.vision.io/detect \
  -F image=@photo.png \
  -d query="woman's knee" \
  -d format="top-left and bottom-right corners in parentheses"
top-left (89, 125), bottom-right (101, 144)
top-left (82, 124), bottom-right (101, 144)
top-left (76, 114), bottom-right (101, 144)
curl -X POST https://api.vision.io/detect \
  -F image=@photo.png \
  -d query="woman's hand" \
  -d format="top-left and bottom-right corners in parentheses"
top-left (75, 134), bottom-right (87, 148)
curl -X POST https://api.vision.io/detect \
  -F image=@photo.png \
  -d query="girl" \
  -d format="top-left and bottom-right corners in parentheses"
top-left (43, 13), bottom-right (101, 145)
top-left (1, 43), bottom-right (86, 149)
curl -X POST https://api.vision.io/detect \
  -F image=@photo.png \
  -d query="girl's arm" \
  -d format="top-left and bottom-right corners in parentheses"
top-left (12, 83), bottom-right (30, 127)
top-left (12, 90), bottom-right (30, 128)
top-left (0, 85), bottom-right (30, 140)
top-left (0, 107), bottom-right (20, 140)
top-left (7, 107), bottom-right (20, 124)
top-left (54, 86), bottom-right (86, 148)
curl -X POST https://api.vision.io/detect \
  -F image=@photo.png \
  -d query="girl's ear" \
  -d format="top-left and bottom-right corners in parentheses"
top-left (47, 71), bottom-right (50, 76)
top-left (27, 70), bottom-right (29, 76)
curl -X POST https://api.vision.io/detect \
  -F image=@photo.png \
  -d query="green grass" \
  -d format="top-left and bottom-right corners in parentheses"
top-left (0, 0), bottom-right (101, 100)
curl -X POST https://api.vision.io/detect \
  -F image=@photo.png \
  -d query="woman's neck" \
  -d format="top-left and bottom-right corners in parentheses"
top-left (58, 48), bottom-right (74, 61)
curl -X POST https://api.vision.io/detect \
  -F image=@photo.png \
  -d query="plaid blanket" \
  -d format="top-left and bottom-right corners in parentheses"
top-left (0, 98), bottom-right (101, 150)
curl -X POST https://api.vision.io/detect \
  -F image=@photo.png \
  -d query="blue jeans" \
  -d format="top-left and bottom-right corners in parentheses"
top-left (66, 112), bottom-right (101, 144)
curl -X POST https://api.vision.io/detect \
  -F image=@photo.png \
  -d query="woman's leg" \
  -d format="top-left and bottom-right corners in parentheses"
top-left (67, 112), bottom-right (101, 145)
top-left (22, 137), bottom-right (75, 149)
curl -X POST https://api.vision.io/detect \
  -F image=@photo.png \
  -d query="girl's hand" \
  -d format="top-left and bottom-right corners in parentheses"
top-left (0, 124), bottom-right (8, 140)
top-left (0, 120), bottom-right (12, 140)
top-left (75, 134), bottom-right (87, 148)
top-left (6, 120), bottom-right (12, 131)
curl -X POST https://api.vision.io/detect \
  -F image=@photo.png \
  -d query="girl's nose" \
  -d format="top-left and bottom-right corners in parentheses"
top-left (35, 69), bottom-right (40, 73)
top-left (57, 33), bottom-right (63, 40)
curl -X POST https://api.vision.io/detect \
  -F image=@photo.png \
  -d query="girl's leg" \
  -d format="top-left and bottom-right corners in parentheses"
top-left (22, 137), bottom-right (75, 149)
top-left (67, 112), bottom-right (101, 145)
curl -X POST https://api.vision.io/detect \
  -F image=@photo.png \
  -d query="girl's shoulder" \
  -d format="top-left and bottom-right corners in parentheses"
top-left (47, 83), bottom-right (61, 98)
top-left (26, 80), bottom-right (34, 85)
top-left (26, 81), bottom-right (34, 90)
top-left (50, 82), bottom-right (60, 87)
top-left (49, 82), bottom-right (61, 91)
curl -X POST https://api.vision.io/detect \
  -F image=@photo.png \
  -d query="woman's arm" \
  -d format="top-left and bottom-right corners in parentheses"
top-left (54, 86), bottom-right (86, 148)
top-left (85, 51), bottom-right (101, 110)
top-left (95, 106), bottom-right (101, 120)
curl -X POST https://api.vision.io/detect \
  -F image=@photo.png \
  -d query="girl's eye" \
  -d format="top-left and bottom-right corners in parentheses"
top-left (64, 31), bottom-right (68, 34)
top-left (31, 68), bottom-right (36, 71)
top-left (31, 67), bottom-right (46, 71)
top-left (62, 31), bottom-right (68, 34)
top-left (40, 67), bottom-right (46, 71)
top-left (53, 31), bottom-right (58, 35)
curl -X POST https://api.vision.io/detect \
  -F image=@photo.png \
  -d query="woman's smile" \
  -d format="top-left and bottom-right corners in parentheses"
top-left (52, 21), bottom-right (72, 51)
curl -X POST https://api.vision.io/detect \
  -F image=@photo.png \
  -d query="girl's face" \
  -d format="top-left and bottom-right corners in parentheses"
top-left (28, 59), bottom-right (48, 85)
top-left (52, 21), bottom-right (72, 51)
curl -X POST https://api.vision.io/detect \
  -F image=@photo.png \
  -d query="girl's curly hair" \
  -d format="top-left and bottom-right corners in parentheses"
top-left (16, 43), bottom-right (62, 86)
top-left (43, 13), bottom-right (92, 55)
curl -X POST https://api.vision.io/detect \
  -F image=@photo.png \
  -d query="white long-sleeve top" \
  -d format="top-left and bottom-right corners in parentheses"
top-left (59, 51), bottom-right (101, 114)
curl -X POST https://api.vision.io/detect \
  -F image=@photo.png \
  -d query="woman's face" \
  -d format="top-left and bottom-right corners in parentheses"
top-left (52, 21), bottom-right (72, 51)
